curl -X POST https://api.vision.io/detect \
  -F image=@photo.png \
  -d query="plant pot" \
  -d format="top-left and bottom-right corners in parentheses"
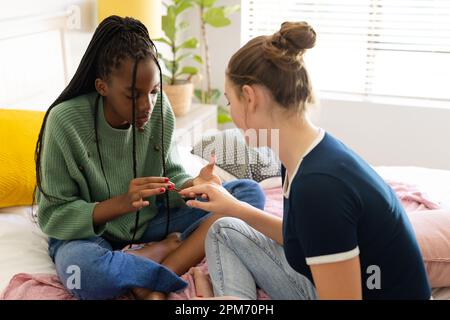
top-left (163, 81), bottom-right (194, 117)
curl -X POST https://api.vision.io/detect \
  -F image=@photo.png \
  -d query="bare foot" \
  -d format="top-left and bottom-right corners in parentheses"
top-left (125, 232), bottom-right (182, 263)
top-left (190, 267), bottom-right (214, 298)
top-left (131, 288), bottom-right (167, 300)
top-left (146, 291), bottom-right (167, 300)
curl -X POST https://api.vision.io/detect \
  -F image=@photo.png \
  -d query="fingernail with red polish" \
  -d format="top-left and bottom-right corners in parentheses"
top-left (164, 178), bottom-right (170, 182)
top-left (168, 185), bottom-right (174, 190)
top-left (160, 188), bottom-right (165, 193)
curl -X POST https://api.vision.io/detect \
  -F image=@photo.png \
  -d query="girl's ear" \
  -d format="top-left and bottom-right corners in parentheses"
top-left (241, 84), bottom-right (257, 113)
top-left (95, 78), bottom-right (108, 97)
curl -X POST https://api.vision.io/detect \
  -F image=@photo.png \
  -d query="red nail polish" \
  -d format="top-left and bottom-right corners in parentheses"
top-left (197, 295), bottom-right (203, 298)
top-left (168, 185), bottom-right (174, 190)
top-left (164, 178), bottom-right (170, 182)
top-left (160, 188), bottom-right (165, 193)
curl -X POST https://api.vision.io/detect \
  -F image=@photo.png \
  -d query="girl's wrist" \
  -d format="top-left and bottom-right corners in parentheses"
top-left (226, 199), bottom-right (248, 217)
top-left (237, 200), bottom-right (259, 220)
top-left (117, 193), bottom-right (134, 214)
top-left (93, 194), bottom-right (131, 225)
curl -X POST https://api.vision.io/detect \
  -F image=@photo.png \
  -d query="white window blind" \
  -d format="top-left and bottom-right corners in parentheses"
top-left (242, 0), bottom-right (450, 105)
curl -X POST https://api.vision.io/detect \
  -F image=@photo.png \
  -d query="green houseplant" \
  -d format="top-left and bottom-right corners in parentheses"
top-left (155, 0), bottom-right (202, 116)
top-left (192, 0), bottom-right (240, 124)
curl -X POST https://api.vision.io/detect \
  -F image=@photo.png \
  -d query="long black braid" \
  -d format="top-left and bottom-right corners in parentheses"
top-left (34, 16), bottom-right (171, 245)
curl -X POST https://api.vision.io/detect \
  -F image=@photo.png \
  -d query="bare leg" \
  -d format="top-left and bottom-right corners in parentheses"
top-left (190, 267), bottom-right (214, 298)
top-left (141, 214), bottom-right (221, 300)
top-left (125, 232), bottom-right (181, 263)
top-left (127, 233), bottom-right (182, 300)
top-left (163, 214), bottom-right (220, 274)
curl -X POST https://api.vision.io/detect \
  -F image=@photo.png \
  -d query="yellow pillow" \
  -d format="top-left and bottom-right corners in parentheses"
top-left (0, 109), bottom-right (45, 208)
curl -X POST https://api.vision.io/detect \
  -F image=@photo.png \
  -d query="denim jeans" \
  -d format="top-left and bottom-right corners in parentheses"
top-left (205, 217), bottom-right (317, 300)
top-left (48, 179), bottom-right (265, 300)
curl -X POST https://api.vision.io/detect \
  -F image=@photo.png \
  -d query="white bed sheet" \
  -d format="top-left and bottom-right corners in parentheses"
top-left (0, 206), bottom-right (56, 293)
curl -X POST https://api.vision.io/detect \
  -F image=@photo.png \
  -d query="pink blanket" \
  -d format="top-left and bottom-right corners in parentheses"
top-left (385, 180), bottom-right (440, 212)
top-left (0, 182), bottom-right (440, 300)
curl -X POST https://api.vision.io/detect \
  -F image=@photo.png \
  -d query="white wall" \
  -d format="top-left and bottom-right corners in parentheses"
top-left (0, 0), bottom-right (95, 74)
top-left (313, 99), bottom-right (450, 170)
top-left (0, 0), bottom-right (95, 109)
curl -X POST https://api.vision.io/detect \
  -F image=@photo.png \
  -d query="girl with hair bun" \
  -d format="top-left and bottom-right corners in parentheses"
top-left (180, 22), bottom-right (431, 300)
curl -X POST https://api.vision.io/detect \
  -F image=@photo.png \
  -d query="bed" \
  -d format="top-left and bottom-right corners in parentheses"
top-left (1, 9), bottom-right (449, 301)
top-left (0, 144), bottom-right (449, 300)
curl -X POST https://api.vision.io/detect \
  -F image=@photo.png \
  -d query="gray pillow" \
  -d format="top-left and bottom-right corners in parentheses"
top-left (191, 129), bottom-right (281, 182)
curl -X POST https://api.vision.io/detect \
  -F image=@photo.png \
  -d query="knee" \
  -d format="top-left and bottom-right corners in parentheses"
top-left (55, 240), bottom-right (106, 271)
top-left (225, 179), bottom-right (265, 210)
top-left (54, 240), bottom-right (118, 300)
top-left (228, 178), bottom-right (260, 190)
top-left (206, 217), bottom-right (249, 247)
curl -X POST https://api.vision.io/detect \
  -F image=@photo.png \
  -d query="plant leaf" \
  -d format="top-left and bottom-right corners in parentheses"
top-left (176, 37), bottom-right (199, 51)
top-left (177, 66), bottom-right (198, 76)
top-left (194, 89), bottom-right (204, 102)
top-left (224, 5), bottom-right (240, 16)
top-left (162, 6), bottom-right (176, 41)
top-left (160, 59), bottom-right (179, 79)
top-left (203, 7), bottom-right (231, 27)
top-left (161, 57), bottom-right (175, 71)
top-left (175, 53), bottom-right (202, 64)
top-left (210, 88), bottom-right (221, 102)
top-left (202, 0), bottom-right (216, 8)
top-left (192, 0), bottom-right (216, 8)
top-left (176, 53), bottom-right (193, 62)
top-left (193, 54), bottom-right (203, 64)
top-left (218, 108), bottom-right (232, 124)
top-left (175, 0), bottom-right (193, 15)
top-left (154, 37), bottom-right (173, 47)
top-left (162, 74), bottom-right (173, 85)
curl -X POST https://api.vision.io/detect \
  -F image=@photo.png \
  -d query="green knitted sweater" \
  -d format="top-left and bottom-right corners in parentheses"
top-left (36, 92), bottom-right (192, 242)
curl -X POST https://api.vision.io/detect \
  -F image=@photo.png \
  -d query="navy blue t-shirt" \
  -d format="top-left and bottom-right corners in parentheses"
top-left (282, 132), bottom-right (431, 299)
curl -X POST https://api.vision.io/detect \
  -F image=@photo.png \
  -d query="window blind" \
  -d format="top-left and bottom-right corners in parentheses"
top-left (242, 0), bottom-right (450, 104)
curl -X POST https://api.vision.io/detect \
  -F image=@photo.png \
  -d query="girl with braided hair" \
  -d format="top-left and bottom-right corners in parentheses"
top-left (35, 16), bottom-right (265, 300)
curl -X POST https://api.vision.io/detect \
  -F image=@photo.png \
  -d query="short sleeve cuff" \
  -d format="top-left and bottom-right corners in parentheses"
top-left (306, 246), bottom-right (360, 265)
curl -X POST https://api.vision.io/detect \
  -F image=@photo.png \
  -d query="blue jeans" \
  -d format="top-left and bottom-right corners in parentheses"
top-left (48, 179), bottom-right (265, 300)
top-left (205, 217), bottom-right (317, 300)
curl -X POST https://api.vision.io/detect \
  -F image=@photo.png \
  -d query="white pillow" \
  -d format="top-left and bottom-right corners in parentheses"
top-left (178, 145), bottom-right (238, 182)
top-left (177, 145), bottom-right (282, 189)
top-left (0, 206), bottom-right (56, 293)
top-left (177, 145), bottom-right (205, 178)
top-left (191, 129), bottom-right (281, 183)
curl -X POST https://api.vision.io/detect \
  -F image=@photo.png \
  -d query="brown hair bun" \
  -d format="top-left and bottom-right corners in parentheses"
top-left (227, 21), bottom-right (316, 114)
top-left (263, 21), bottom-right (316, 70)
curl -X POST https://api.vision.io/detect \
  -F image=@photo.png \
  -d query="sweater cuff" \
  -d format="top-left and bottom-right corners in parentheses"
top-left (83, 201), bottom-right (107, 238)
top-left (92, 202), bottom-right (108, 236)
